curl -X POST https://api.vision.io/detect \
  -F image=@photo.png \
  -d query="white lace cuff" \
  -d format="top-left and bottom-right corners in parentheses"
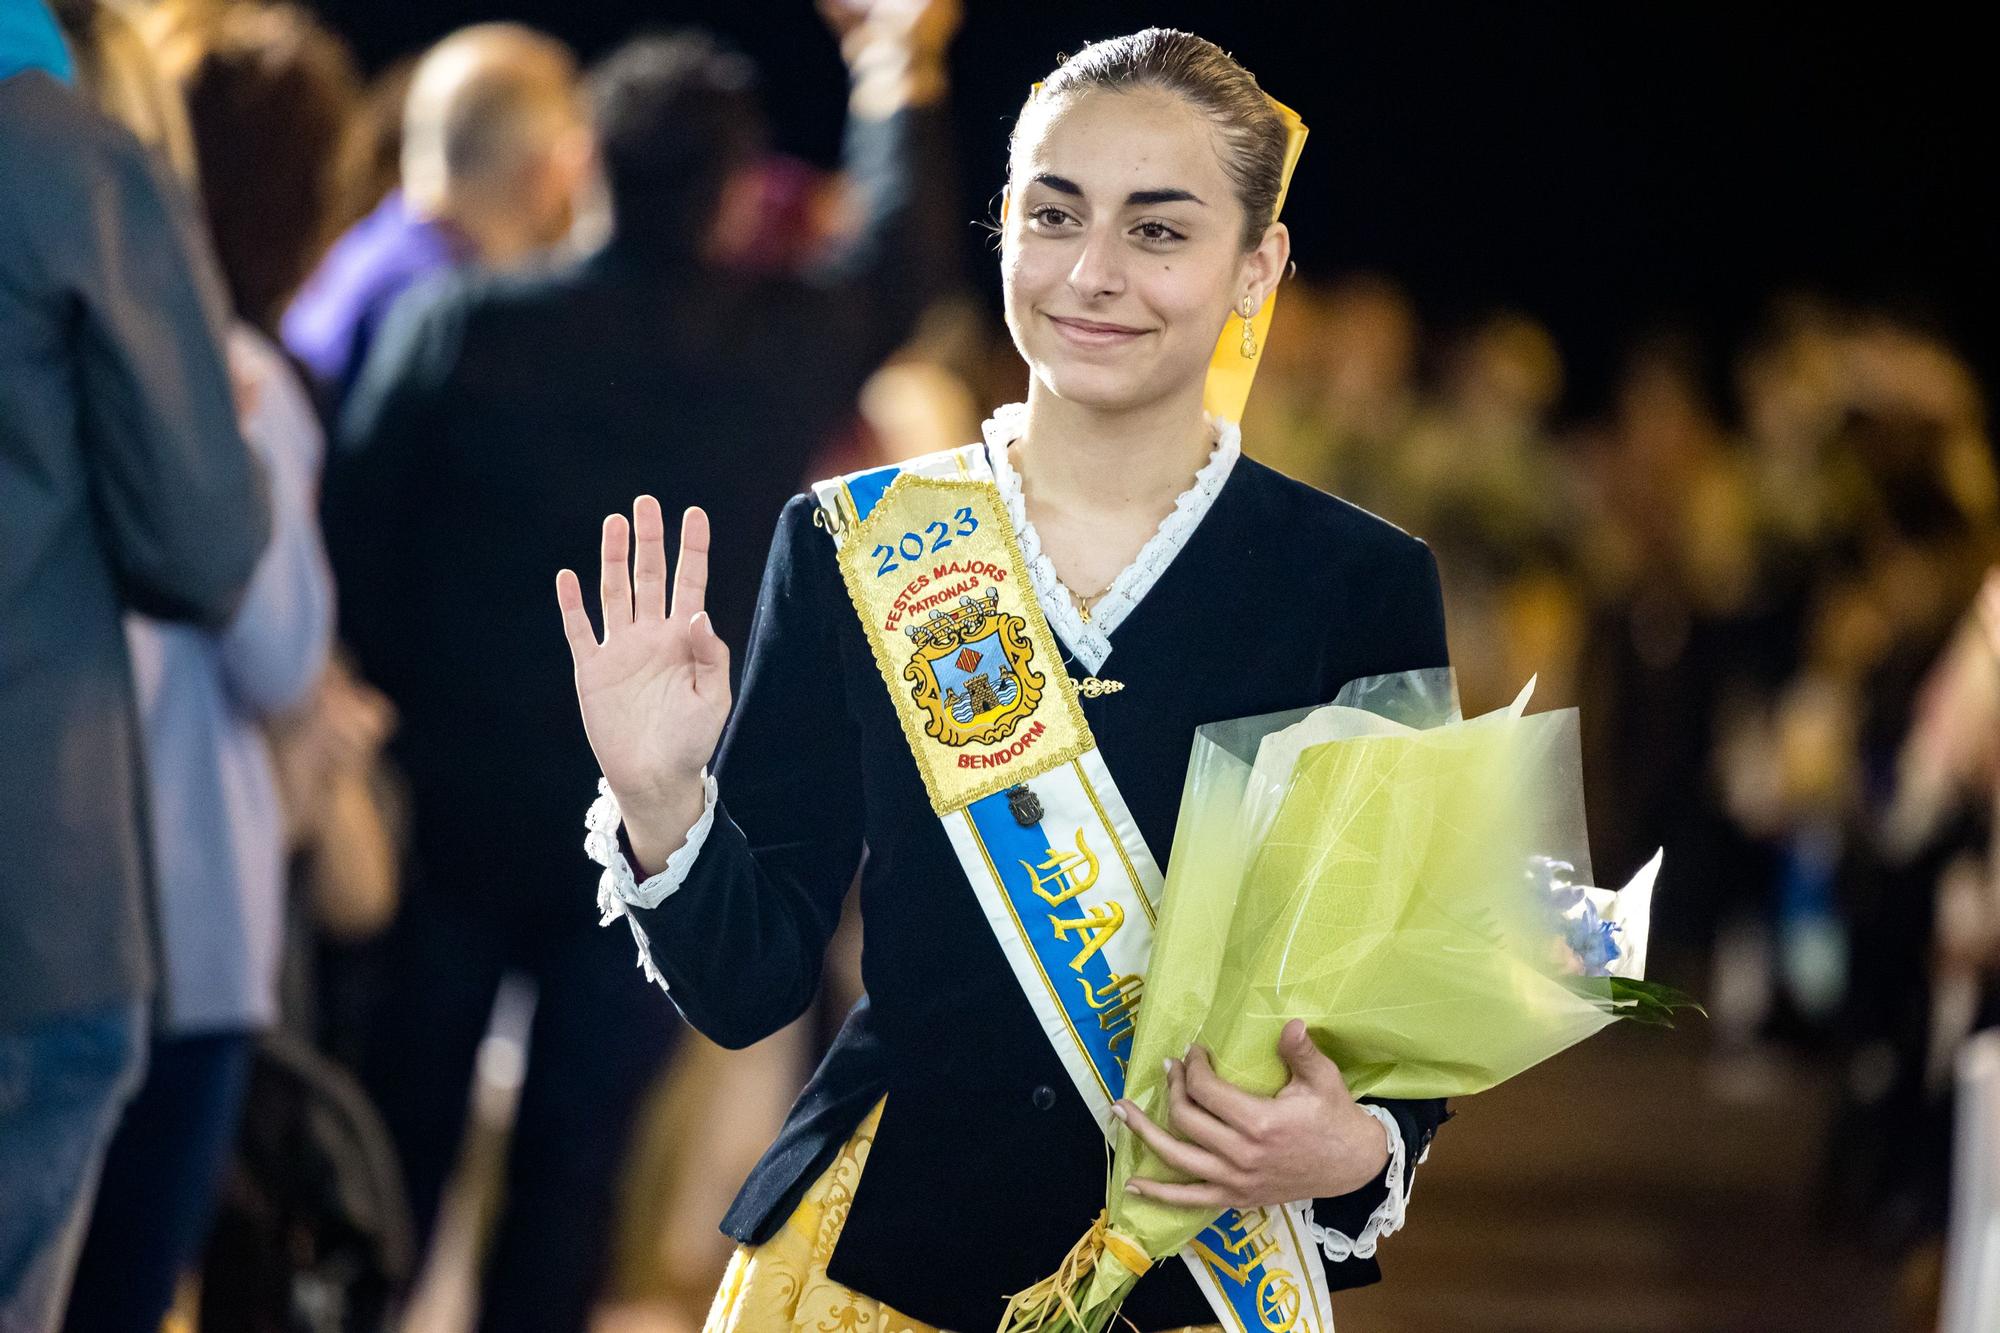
top-left (584, 772), bottom-right (719, 990)
top-left (1304, 1104), bottom-right (1410, 1263)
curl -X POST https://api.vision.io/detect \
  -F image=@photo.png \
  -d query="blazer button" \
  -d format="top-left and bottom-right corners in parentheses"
top-left (1030, 1083), bottom-right (1057, 1111)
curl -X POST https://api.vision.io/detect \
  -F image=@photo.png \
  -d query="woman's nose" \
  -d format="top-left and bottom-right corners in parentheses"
top-left (1066, 226), bottom-right (1126, 301)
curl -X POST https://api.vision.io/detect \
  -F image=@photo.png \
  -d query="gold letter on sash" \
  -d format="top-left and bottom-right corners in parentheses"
top-left (1022, 829), bottom-right (1099, 907)
top-left (1077, 972), bottom-right (1143, 1061)
top-left (1049, 901), bottom-right (1124, 971)
top-left (1191, 1209), bottom-right (1281, 1286)
top-left (1256, 1270), bottom-right (1303, 1331)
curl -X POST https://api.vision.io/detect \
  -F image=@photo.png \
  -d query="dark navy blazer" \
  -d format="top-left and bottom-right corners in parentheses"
top-left (631, 455), bottom-right (1453, 1330)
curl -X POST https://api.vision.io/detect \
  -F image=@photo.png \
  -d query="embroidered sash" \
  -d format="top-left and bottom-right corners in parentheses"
top-left (813, 444), bottom-right (1336, 1333)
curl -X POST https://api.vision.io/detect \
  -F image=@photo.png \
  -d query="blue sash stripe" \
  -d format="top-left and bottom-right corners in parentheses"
top-left (963, 795), bottom-right (1303, 1329)
top-left (842, 465), bottom-right (903, 523)
top-left (964, 789), bottom-right (1134, 1104)
top-left (1188, 1206), bottom-right (1315, 1332)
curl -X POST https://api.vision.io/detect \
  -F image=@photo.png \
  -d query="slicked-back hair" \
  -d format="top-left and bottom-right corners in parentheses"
top-left (1016, 27), bottom-right (1288, 251)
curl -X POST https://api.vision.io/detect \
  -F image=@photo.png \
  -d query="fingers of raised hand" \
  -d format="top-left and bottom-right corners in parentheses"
top-left (1115, 1097), bottom-right (1233, 1191)
top-left (555, 568), bottom-right (597, 663)
top-left (631, 496), bottom-right (668, 623)
top-left (671, 506), bottom-right (711, 623)
top-left (600, 513), bottom-right (633, 633)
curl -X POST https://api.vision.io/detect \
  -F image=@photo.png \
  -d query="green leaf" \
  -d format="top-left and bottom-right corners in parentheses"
top-left (1606, 977), bottom-right (1707, 1027)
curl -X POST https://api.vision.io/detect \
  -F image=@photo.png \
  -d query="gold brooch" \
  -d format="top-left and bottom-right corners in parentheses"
top-left (1077, 677), bottom-right (1125, 698)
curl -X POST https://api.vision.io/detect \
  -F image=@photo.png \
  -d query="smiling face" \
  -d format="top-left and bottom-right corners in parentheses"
top-left (1001, 84), bottom-right (1286, 415)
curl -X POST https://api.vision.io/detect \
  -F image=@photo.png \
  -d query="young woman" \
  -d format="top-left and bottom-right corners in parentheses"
top-left (560, 27), bottom-right (1451, 1333)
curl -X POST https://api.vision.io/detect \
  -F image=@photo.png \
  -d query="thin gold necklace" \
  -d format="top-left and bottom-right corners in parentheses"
top-left (1067, 578), bottom-right (1119, 625)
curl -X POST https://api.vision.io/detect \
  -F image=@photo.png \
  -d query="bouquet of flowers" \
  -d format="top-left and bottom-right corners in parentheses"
top-left (999, 669), bottom-right (1692, 1332)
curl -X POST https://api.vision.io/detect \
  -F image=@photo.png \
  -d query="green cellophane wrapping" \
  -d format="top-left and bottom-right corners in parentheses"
top-left (1002, 673), bottom-right (1652, 1331)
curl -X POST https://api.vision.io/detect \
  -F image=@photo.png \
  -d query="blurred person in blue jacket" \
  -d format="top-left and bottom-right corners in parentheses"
top-left (47, 7), bottom-right (350, 1325)
top-left (0, 2), bottom-right (268, 1325)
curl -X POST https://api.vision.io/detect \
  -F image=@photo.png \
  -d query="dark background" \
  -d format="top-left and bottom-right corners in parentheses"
top-left (315, 0), bottom-right (1995, 416)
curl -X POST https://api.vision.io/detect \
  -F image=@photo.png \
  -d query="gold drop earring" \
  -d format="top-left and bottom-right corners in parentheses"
top-left (1239, 296), bottom-right (1259, 359)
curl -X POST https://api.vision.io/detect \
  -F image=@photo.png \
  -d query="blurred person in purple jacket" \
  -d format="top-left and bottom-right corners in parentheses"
top-left (281, 22), bottom-right (586, 416)
top-left (0, 2), bottom-right (268, 1325)
top-left (45, 6), bottom-right (341, 1327)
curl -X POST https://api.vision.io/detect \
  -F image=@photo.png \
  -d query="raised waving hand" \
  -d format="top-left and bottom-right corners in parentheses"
top-left (557, 497), bottom-right (729, 870)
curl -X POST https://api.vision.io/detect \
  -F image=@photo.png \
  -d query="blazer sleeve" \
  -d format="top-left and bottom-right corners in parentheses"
top-left (592, 494), bottom-right (867, 1049)
top-left (1308, 533), bottom-right (1453, 1274)
top-left (73, 126), bottom-right (269, 627)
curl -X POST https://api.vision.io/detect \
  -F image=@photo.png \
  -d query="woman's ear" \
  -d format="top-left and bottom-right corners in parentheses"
top-left (1244, 219), bottom-right (1291, 309)
top-left (998, 184), bottom-right (1012, 225)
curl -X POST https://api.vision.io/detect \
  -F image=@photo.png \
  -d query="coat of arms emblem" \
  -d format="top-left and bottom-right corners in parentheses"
top-left (902, 587), bottom-right (1044, 746)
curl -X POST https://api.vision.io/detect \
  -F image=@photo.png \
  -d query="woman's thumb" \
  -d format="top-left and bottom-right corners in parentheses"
top-left (1281, 1019), bottom-right (1345, 1095)
top-left (690, 612), bottom-right (730, 678)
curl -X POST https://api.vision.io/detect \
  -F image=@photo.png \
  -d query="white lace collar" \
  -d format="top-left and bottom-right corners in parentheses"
top-left (979, 401), bottom-right (1241, 674)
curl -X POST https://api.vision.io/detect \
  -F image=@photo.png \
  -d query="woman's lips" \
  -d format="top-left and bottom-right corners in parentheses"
top-left (1047, 314), bottom-right (1148, 347)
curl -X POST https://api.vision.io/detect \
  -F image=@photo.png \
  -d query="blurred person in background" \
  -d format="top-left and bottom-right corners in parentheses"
top-left (1713, 312), bottom-right (1996, 1037)
top-left (1878, 569), bottom-right (2000, 1142)
top-left (842, 296), bottom-right (989, 474)
top-left (148, 1), bottom-right (405, 1057)
top-left (1396, 311), bottom-right (1580, 714)
top-left (1736, 297), bottom-right (1866, 578)
top-left (1699, 305), bottom-right (1868, 1031)
top-left (148, 0), bottom-right (363, 338)
top-left (319, 53), bottom-right (417, 238)
top-left (609, 92), bottom-right (987, 1333)
top-left (1572, 334), bottom-right (1776, 1005)
top-left (282, 21), bottom-right (585, 415)
top-left (46, 4), bottom-right (342, 1327)
top-left (322, 1), bottom-right (961, 1324)
top-left (1242, 273), bottom-right (1423, 517)
top-left (1760, 316), bottom-right (1999, 1252)
top-left (48, 0), bottom-right (191, 170)
top-left (0, 2), bottom-right (268, 1324)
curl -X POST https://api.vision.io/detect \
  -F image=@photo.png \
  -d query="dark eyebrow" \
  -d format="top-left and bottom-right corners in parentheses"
top-left (1031, 173), bottom-right (1206, 208)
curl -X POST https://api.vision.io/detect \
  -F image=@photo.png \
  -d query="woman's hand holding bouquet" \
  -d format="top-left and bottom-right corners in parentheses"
top-left (1115, 1024), bottom-right (1389, 1211)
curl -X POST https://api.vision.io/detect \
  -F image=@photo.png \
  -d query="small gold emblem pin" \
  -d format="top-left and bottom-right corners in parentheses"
top-left (1006, 784), bottom-right (1044, 827)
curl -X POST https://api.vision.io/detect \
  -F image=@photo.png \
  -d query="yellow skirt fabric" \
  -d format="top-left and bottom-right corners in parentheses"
top-left (701, 1096), bottom-right (1221, 1333)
